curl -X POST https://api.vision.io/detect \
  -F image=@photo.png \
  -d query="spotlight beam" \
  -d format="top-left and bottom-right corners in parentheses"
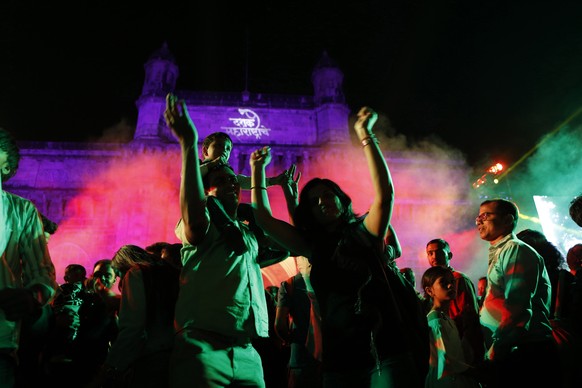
top-left (496, 105), bottom-right (582, 182)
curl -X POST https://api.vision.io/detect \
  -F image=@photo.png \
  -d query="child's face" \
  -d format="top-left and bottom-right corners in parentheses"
top-left (204, 138), bottom-right (232, 161)
top-left (429, 275), bottom-right (456, 302)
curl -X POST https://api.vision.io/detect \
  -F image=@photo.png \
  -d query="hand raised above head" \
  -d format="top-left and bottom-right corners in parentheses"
top-left (269, 164), bottom-right (299, 185)
top-left (354, 106), bottom-right (378, 139)
top-left (164, 93), bottom-right (197, 145)
top-left (283, 164), bottom-right (301, 199)
top-left (250, 146), bottom-right (272, 168)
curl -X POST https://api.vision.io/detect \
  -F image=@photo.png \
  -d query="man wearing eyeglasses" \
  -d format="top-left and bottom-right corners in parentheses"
top-left (476, 198), bottom-right (559, 387)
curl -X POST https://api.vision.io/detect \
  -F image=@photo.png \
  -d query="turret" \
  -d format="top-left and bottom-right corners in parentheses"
top-left (311, 51), bottom-right (350, 144)
top-left (134, 42), bottom-right (179, 141)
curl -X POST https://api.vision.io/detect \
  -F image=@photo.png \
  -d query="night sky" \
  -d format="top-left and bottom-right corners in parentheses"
top-left (1, 1), bottom-right (582, 169)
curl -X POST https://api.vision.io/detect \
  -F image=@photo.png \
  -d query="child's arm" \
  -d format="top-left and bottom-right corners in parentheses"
top-left (266, 170), bottom-right (289, 187)
top-left (237, 174), bottom-right (252, 189)
top-left (238, 170), bottom-right (287, 190)
top-left (200, 156), bottom-right (228, 178)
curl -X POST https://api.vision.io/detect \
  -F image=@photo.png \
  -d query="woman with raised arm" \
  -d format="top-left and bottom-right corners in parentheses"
top-left (250, 107), bottom-right (424, 388)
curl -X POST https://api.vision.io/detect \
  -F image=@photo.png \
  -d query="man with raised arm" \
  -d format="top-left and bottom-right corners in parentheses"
top-left (164, 93), bottom-right (288, 388)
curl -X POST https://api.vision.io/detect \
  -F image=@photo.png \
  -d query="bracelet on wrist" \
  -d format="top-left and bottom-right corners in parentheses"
top-left (250, 186), bottom-right (267, 190)
top-left (361, 135), bottom-right (379, 148)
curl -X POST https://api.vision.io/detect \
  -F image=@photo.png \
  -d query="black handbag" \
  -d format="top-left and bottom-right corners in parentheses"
top-left (347, 221), bottom-right (430, 381)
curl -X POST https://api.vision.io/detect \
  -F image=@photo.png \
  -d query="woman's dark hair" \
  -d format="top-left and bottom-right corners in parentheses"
top-left (145, 241), bottom-right (170, 256)
top-left (293, 178), bottom-right (357, 234)
top-left (516, 229), bottom-right (567, 272)
top-left (111, 245), bottom-right (160, 290)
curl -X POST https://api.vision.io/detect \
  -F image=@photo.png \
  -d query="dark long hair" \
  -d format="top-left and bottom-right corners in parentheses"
top-left (516, 229), bottom-right (567, 272)
top-left (111, 245), bottom-right (160, 290)
top-left (294, 178), bottom-right (358, 236)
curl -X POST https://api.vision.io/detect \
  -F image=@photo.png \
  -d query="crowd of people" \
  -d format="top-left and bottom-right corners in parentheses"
top-left (1, 93), bottom-right (582, 388)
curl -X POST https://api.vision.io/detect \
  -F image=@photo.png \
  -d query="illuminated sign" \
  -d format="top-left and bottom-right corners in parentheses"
top-left (221, 109), bottom-right (271, 139)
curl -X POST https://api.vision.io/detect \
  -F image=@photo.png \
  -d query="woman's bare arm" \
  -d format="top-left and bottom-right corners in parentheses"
top-left (250, 147), bottom-right (310, 257)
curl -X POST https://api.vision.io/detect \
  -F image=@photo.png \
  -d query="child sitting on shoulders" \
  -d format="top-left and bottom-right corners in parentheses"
top-left (200, 132), bottom-right (294, 264)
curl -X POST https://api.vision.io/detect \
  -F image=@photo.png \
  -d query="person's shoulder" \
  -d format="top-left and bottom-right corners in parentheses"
top-left (503, 235), bottom-right (538, 255)
top-left (426, 309), bottom-right (440, 322)
top-left (453, 270), bottom-right (471, 280)
top-left (3, 190), bottom-right (25, 201)
top-left (560, 268), bottom-right (576, 283)
top-left (3, 190), bottom-right (37, 210)
top-left (126, 265), bottom-right (146, 277)
top-left (513, 238), bottom-right (545, 259)
top-left (146, 260), bottom-right (181, 279)
top-left (346, 216), bottom-right (371, 236)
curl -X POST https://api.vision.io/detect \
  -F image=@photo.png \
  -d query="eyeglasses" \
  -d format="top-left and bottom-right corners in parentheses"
top-left (475, 212), bottom-right (499, 224)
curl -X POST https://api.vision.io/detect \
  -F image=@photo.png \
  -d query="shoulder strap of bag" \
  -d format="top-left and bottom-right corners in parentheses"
top-left (348, 221), bottom-right (405, 322)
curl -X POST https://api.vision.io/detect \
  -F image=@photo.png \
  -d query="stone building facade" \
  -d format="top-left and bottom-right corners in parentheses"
top-left (5, 43), bottom-right (482, 287)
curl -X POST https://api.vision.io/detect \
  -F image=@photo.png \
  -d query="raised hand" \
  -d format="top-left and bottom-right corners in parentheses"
top-left (269, 163), bottom-right (300, 186)
top-left (164, 93), bottom-right (197, 145)
top-left (250, 146), bottom-right (272, 168)
top-left (282, 164), bottom-right (301, 200)
top-left (354, 106), bottom-right (378, 140)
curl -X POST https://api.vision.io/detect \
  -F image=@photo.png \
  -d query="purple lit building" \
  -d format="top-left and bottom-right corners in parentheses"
top-left (6, 44), bottom-right (487, 288)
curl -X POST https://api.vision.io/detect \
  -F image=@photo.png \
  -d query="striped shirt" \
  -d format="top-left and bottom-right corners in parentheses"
top-left (0, 190), bottom-right (58, 349)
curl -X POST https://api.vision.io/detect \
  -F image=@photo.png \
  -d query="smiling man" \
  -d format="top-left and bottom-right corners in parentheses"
top-left (476, 198), bottom-right (559, 387)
